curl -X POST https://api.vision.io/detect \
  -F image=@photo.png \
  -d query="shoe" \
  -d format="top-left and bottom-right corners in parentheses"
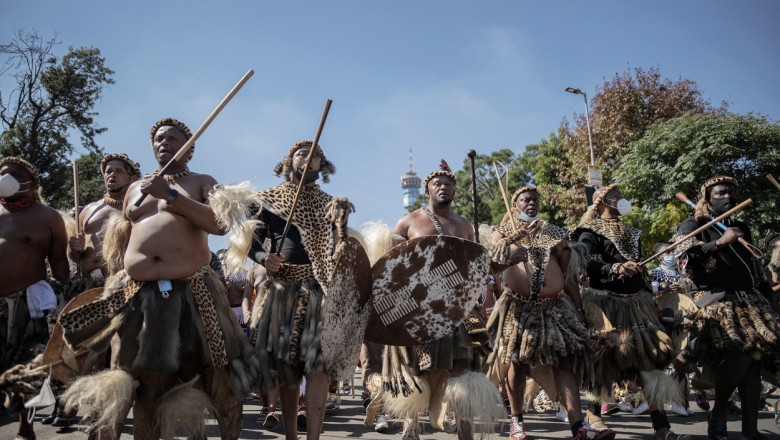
top-left (774, 400), bottom-right (780, 428)
top-left (263, 412), bottom-right (279, 429)
top-left (361, 389), bottom-right (372, 408)
top-left (656, 429), bottom-right (691, 439)
top-left (617, 401), bottom-right (632, 412)
top-left (707, 412), bottom-right (727, 440)
top-left (402, 418), bottom-right (420, 440)
top-left (670, 402), bottom-right (689, 417)
top-left (726, 400), bottom-right (741, 414)
top-left (556, 408), bottom-right (569, 422)
top-left (325, 393), bottom-right (340, 410)
top-left (602, 403), bottom-right (620, 416)
top-left (41, 412), bottom-right (57, 424)
top-left (632, 402), bottom-right (649, 415)
top-left (342, 382), bottom-right (351, 394)
top-left (695, 392), bottom-right (710, 410)
top-left (574, 424), bottom-right (616, 440)
top-left (296, 410), bottom-right (307, 430)
top-left (51, 416), bottom-right (72, 428)
top-left (509, 416), bottom-right (527, 439)
top-left (374, 414), bottom-right (388, 432)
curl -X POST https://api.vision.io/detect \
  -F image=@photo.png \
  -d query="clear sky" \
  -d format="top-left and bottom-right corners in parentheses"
top-left (3, 1), bottom-right (778, 251)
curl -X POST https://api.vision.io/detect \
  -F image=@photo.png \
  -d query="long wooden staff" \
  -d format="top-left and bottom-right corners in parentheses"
top-left (492, 161), bottom-right (518, 235)
top-left (639, 198), bottom-right (753, 266)
top-left (767, 174), bottom-right (780, 191)
top-left (467, 149), bottom-right (479, 243)
top-left (675, 192), bottom-right (762, 258)
top-left (276, 99), bottom-right (333, 254)
top-left (134, 69), bottom-right (255, 206)
top-left (72, 161), bottom-right (82, 278)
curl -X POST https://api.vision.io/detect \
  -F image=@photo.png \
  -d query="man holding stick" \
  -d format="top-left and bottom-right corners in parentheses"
top-left (234, 140), bottom-right (353, 440)
top-left (571, 183), bottom-right (688, 440)
top-left (58, 118), bottom-right (257, 440)
top-left (381, 161), bottom-right (503, 440)
top-left (487, 186), bottom-right (611, 440)
top-left (674, 176), bottom-right (778, 440)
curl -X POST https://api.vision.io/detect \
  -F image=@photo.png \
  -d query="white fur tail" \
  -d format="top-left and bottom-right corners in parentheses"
top-left (61, 369), bottom-right (136, 433)
top-left (445, 371), bottom-right (506, 436)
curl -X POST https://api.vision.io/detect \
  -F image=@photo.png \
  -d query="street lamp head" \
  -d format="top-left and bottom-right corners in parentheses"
top-left (565, 87), bottom-right (583, 95)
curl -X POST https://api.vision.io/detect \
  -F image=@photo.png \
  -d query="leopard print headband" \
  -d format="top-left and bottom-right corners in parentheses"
top-left (100, 153), bottom-right (141, 176)
top-left (0, 156), bottom-right (41, 188)
top-left (511, 186), bottom-right (538, 204)
top-left (700, 176), bottom-right (738, 200)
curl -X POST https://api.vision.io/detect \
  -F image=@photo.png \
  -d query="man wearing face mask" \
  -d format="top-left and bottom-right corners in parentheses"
top-left (572, 183), bottom-right (687, 440)
top-left (0, 156), bottom-right (69, 440)
top-left (487, 186), bottom-right (611, 440)
top-left (674, 176), bottom-right (777, 440)
top-left (241, 140), bottom-right (354, 440)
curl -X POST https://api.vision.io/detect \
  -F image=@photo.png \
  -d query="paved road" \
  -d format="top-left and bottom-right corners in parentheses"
top-left (2, 371), bottom-right (778, 439)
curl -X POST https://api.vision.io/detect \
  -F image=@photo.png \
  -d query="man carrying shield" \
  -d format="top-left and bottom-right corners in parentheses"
top-left (487, 186), bottom-right (612, 440)
top-left (381, 161), bottom-right (504, 440)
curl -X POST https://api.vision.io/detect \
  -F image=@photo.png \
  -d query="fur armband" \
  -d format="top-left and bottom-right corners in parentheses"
top-left (610, 262), bottom-right (622, 275)
top-left (488, 232), bottom-right (524, 265)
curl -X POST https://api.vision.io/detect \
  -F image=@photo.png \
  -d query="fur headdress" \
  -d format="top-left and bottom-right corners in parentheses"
top-left (511, 185), bottom-right (538, 204)
top-left (423, 159), bottom-right (457, 190)
top-left (273, 140), bottom-right (336, 183)
top-left (0, 156), bottom-right (43, 202)
top-left (149, 118), bottom-right (195, 160)
top-left (100, 153), bottom-right (141, 176)
top-left (580, 182), bottom-right (619, 224)
top-left (694, 176), bottom-right (738, 222)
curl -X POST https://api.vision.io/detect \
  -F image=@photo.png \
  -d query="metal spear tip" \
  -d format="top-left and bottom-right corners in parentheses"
top-left (467, 149), bottom-right (476, 158)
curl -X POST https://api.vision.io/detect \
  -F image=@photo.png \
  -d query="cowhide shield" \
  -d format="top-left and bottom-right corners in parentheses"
top-left (364, 235), bottom-right (491, 346)
top-left (43, 287), bottom-right (106, 383)
top-left (322, 236), bottom-right (372, 383)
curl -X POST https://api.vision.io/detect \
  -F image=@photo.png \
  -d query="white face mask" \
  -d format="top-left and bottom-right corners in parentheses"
top-left (518, 212), bottom-right (540, 222)
top-left (605, 197), bottom-right (632, 216)
top-left (0, 174), bottom-right (21, 198)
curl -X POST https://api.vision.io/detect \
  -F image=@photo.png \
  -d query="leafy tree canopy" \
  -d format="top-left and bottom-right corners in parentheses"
top-left (0, 30), bottom-right (114, 209)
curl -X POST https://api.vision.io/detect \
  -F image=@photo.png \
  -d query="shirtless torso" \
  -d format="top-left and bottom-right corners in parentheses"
top-left (0, 161), bottom-right (69, 296)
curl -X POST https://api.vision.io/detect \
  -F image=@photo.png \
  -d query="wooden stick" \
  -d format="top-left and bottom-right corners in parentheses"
top-left (134, 69), bottom-right (255, 206)
top-left (72, 161), bottom-right (82, 277)
top-left (675, 192), bottom-right (762, 258)
top-left (640, 198), bottom-right (753, 266)
top-left (277, 99), bottom-right (333, 254)
top-left (467, 149), bottom-right (479, 243)
top-left (767, 174), bottom-right (780, 191)
top-left (492, 161), bottom-right (518, 235)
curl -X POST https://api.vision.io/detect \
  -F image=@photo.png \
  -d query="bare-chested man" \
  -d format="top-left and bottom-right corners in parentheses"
top-left (387, 163), bottom-right (502, 440)
top-left (0, 156), bottom-right (69, 439)
top-left (69, 154), bottom-right (141, 280)
top-left (489, 186), bottom-right (613, 440)
top-left (59, 118), bottom-right (257, 440)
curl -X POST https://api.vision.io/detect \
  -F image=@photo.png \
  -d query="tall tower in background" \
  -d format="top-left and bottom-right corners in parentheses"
top-left (401, 149), bottom-right (421, 210)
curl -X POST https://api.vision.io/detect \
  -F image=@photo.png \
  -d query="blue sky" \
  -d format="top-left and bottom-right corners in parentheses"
top-left (3, 1), bottom-right (778, 250)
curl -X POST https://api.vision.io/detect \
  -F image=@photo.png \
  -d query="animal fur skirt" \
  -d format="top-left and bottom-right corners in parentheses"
top-left (691, 289), bottom-right (780, 382)
top-left (582, 288), bottom-right (675, 385)
top-left (250, 275), bottom-right (325, 390)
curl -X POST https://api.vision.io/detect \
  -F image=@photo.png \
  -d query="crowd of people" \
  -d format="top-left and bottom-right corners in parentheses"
top-left (0, 116), bottom-right (778, 440)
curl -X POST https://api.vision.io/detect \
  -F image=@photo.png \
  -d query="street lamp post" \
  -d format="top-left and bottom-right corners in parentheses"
top-left (565, 87), bottom-right (595, 166)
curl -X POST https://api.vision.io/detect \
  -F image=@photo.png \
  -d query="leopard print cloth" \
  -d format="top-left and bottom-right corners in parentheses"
top-left (272, 262), bottom-right (315, 283)
top-left (494, 219), bottom-right (568, 299)
top-left (576, 218), bottom-right (641, 262)
top-left (258, 182), bottom-right (340, 290)
top-left (59, 266), bottom-right (229, 368)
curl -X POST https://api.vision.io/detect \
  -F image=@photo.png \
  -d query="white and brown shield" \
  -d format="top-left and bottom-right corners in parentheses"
top-left (364, 235), bottom-right (491, 346)
top-left (322, 236), bottom-right (372, 383)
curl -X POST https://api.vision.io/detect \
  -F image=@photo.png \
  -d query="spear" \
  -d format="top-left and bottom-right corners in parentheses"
top-left (467, 149), bottom-right (479, 243)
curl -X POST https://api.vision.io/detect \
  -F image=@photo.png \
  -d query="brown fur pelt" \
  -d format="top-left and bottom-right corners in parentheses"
top-left (0, 354), bottom-right (45, 406)
top-left (444, 371), bottom-right (506, 435)
top-left (101, 216), bottom-right (132, 276)
top-left (156, 376), bottom-right (217, 440)
top-left (61, 369), bottom-right (136, 433)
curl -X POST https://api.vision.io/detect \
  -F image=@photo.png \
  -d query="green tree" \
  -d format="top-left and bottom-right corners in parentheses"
top-left (617, 112), bottom-right (780, 255)
top-left (0, 30), bottom-right (114, 208)
top-left (523, 66), bottom-right (726, 229)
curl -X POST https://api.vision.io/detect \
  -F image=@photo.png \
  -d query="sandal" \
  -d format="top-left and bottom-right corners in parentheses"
top-left (263, 412), bottom-right (279, 429)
